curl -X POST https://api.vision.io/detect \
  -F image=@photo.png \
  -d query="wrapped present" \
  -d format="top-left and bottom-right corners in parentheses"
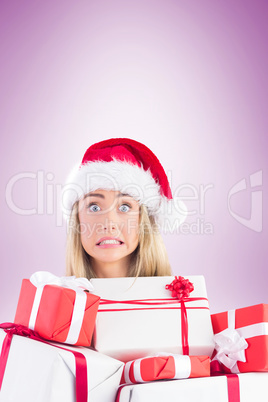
top-left (211, 304), bottom-right (268, 373)
top-left (121, 354), bottom-right (210, 384)
top-left (14, 271), bottom-right (100, 346)
top-left (91, 276), bottom-right (215, 362)
top-left (0, 324), bottom-right (124, 402)
top-left (116, 372), bottom-right (268, 402)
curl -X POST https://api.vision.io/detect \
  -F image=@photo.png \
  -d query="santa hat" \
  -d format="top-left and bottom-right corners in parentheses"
top-left (62, 138), bottom-right (187, 232)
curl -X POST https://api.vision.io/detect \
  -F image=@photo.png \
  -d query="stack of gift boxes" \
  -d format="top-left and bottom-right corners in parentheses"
top-left (0, 272), bottom-right (268, 401)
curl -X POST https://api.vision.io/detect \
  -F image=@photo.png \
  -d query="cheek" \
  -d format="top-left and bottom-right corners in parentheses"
top-left (79, 219), bottom-right (97, 243)
top-left (80, 229), bottom-right (91, 248)
top-left (125, 215), bottom-right (140, 238)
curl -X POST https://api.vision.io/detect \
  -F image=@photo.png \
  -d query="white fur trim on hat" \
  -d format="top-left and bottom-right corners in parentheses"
top-left (156, 197), bottom-right (188, 233)
top-left (61, 158), bottom-right (187, 231)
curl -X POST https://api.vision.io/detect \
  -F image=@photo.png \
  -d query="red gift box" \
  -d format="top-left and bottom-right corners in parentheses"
top-left (14, 272), bottom-right (100, 346)
top-left (211, 303), bottom-right (268, 373)
top-left (121, 354), bottom-right (210, 384)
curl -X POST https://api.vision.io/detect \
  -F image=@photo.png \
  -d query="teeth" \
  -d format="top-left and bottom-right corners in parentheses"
top-left (98, 240), bottom-right (122, 245)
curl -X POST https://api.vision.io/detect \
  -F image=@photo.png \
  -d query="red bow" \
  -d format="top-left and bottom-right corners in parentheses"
top-left (165, 276), bottom-right (194, 299)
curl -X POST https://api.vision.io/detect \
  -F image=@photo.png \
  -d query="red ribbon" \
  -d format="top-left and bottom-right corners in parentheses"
top-left (0, 322), bottom-right (88, 402)
top-left (210, 359), bottom-right (225, 376)
top-left (99, 297), bottom-right (208, 356)
top-left (211, 360), bottom-right (240, 402)
top-left (180, 300), bottom-right (188, 354)
top-left (227, 375), bottom-right (240, 402)
top-left (99, 297), bottom-right (208, 307)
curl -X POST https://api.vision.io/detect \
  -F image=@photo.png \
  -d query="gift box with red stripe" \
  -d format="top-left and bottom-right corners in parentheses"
top-left (0, 325), bottom-right (124, 402)
top-left (116, 372), bottom-right (268, 402)
top-left (14, 271), bottom-right (100, 346)
top-left (90, 276), bottom-right (215, 362)
top-left (121, 354), bottom-right (210, 384)
top-left (211, 303), bottom-right (268, 373)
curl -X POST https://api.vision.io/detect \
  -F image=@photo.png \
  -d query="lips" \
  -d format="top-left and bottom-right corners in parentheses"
top-left (96, 237), bottom-right (124, 246)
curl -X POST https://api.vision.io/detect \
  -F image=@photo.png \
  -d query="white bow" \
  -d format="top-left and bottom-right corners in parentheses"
top-left (30, 271), bottom-right (94, 293)
top-left (213, 327), bottom-right (248, 372)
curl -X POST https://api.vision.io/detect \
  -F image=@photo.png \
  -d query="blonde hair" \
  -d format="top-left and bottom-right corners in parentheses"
top-left (65, 202), bottom-right (172, 279)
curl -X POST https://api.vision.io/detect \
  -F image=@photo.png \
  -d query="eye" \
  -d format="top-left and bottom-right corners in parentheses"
top-left (88, 203), bottom-right (101, 212)
top-left (119, 203), bottom-right (131, 212)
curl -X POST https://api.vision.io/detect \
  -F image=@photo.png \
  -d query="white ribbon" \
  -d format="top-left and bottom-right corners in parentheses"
top-left (29, 271), bottom-right (94, 344)
top-left (30, 271), bottom-right (93, 292)
top-left (173, 355), bottom-right (191, 379)
top-left (213, 309), bottom-right (248, 373)
top-left (213, 328), bottom-right (248, 372)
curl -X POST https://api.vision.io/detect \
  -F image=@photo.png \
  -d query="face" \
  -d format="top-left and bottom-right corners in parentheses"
top-left (78, 190), bottom-right (140, 275)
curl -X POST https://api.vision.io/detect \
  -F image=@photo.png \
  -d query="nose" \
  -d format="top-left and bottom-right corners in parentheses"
top-left (103, 219), bottom-right (116, 231)
top-left (102, 208), bottom-right (118, 232)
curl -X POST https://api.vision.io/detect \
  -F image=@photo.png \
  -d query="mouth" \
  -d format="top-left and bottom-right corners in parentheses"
top-left (96, 240), bottom-right (124, 246)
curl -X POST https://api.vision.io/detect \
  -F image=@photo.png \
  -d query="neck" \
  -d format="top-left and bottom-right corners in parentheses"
top-left (90, 256), bottom-right (131, 278)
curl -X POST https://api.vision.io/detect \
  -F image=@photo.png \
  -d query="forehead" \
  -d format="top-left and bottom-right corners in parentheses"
top-left (83, 190), bottom-right (136, 200)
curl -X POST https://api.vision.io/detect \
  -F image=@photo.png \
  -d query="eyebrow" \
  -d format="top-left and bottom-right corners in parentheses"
top-left (84, 192), bottom-right (132, 199)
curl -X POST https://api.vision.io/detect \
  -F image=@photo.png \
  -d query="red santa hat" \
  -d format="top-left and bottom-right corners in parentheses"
top-left (62, 138), bottom-right (187, 232)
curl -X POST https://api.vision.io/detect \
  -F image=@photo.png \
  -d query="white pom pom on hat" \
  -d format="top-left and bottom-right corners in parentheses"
top-left (61, 138), bottom-right (187, 232)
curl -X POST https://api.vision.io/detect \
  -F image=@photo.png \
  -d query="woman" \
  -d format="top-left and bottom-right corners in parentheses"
top-left (62, 138), bottom-right (187, 279)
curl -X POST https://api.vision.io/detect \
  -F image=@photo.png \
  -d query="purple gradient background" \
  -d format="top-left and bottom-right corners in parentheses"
top-left (0, 0), bottom-right (267, 321)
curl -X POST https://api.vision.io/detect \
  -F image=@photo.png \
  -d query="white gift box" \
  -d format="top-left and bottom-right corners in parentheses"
top-left (91, 276), bottom-right (214, 362)
top-left (116, 373), bottom-right (268, 402)
top-left (0, 329), bottom-right (124, 402)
